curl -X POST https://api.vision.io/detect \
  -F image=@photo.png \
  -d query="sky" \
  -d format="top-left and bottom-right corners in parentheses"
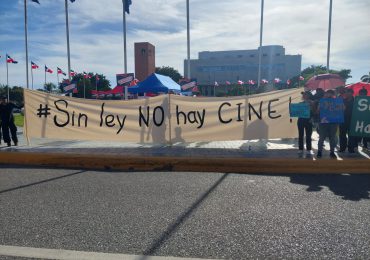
top-left (0, 0), bottom-right (369, 89)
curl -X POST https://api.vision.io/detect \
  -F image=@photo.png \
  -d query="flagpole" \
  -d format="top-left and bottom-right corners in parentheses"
top-left (31, 63), bottom-right (34, 90)
top-left (6, 55), bottom-right (9, 102)
top-left (186, 0), bottom-right (191, 79)
top-left (44, 65), bottom-right (46, 90)
top-left (95, 75), bottom-right (98, 100)
top-left (122, 0), bottom-right (129, 100)
top-left (327, 0), bottom-right (333, 73)
top-left (257, 0), bottom-right (264, 88)
top-left (65, 0), bottom-right (72, 88)
top-left (57, 71), bottom-right (59, 89)
top-left (83, 77), bottom-right (86, 99)
top-left (24, 0), bottom-right (30, 89)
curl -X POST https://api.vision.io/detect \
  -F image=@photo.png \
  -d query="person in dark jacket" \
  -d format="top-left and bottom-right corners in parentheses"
top-left (339, 88), bottom-right (357, 153)
top-left (358, 88), bottom-right (369, 149)
top-left (0, 97), bottom-right (22, 147)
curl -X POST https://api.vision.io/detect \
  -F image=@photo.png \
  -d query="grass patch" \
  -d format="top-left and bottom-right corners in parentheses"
top-left (14, 114), bottom-right (24, 127)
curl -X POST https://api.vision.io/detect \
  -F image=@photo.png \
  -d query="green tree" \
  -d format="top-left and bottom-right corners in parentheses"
top-left (44, 82), bottom-right (57, 92)
top-left (155, 66), bottom-right (182, 83)
top-left (58, 73), bottom-right (111, 99)
top-left (361, 72), bottom-right (370, 83)
top-left (0, 85), bottom-right (24, 105)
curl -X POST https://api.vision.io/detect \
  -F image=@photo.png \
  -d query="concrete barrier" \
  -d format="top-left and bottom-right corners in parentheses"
top-left (0, 151), bottom-right (369, 174)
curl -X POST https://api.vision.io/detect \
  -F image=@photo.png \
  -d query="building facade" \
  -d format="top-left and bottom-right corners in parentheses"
top-left (135, 42), bottom-right (155, 81)
top-left (184, 45), bottom-right (301, 85)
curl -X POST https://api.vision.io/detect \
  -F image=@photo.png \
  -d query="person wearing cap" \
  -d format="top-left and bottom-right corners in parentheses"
top-left (317, 89), bottom-right (339, 158)
top-left (297, 91), bottom-right (314, 154)
top-left (358, 88), bottom-right (369, 150)
top-left (339, 88), bottom-right (357, 153)
top-left (0, 97), bottom-right (22, 147)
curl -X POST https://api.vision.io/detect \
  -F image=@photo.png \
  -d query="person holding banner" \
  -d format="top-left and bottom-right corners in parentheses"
top-left (339, 88), bottom-right (356, 153)
top-left (297, 91), bottom-right (314, 154)
top-left (317, 89), bottom-right (341, 159)
top-left (0, 96), bottom-right (22, 147)
top-left (358, 88), bottom-right (369, 150)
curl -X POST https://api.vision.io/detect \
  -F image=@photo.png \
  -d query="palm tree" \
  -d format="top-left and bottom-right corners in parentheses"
top-left (360, 72), bottom-right (370, 83)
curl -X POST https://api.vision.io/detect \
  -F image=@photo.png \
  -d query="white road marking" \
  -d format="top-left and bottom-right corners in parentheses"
top-left (0, 245), bottom-right (216, 260)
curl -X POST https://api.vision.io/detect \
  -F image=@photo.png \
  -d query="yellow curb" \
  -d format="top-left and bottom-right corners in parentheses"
top-left (0, 151), bottom-right (369, 174)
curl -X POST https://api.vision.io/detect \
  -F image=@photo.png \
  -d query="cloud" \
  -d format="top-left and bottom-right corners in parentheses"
top-left (0, 0), bottom-right (369, 89)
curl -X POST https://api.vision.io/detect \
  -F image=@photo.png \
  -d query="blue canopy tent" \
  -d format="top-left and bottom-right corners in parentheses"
top-left (128, 73), bottom-right (181, 94)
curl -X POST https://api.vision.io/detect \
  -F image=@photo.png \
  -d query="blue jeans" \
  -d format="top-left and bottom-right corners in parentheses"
top-left (318, 123), bottom-right (338, 153)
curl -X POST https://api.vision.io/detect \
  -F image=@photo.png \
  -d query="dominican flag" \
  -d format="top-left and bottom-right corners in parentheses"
top-left (45, 65), bottom-right (53, 73)
top-left (299, 76), bottom-right (304, 81)
top-left (6, 55), bottom-right (18, 64)
top-left (225, 81), bottom-right (231, 85)
top-left (287, 79), bottom-right (291, 85)
top-left (31, 61), bottom-right (39, 69)
top-left (83, 71), bottom-right (91, 79)
top-left (261, 79), bottom-right (268, 84)
top-left (274, 78), bottom-right (281, 83)
top-left (70, 69), bottom-right (76, 77)
top-left (123, 0), bottom-right (132, 14)
top-left (57, 67), bottom-right (66, 76)
top-left (248, 80), bottom-right (255, 85)
top-left (95, 74), bottom-right (100, 81)
top-left (237, 80), bottom-right (244, 85)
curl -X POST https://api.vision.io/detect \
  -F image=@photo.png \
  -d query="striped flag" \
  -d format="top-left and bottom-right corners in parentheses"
top-left (274, 78), bottom-right (281, 83)
top-left (31, 61), bottom-right (39, 69)
top-left (45, 65), bottom-right (53, 73)
top-left (57, 67), bottom-right (66, 76)
top-left (6, 55), bottom-right (18, 64)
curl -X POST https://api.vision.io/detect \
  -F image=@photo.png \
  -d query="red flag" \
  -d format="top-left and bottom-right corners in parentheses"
top-left (57, 67), bottom-right (66, 76)
top-left (70, 69), bottom-right (76, 77)
top-left (31, 61), bottom-right (39, 69)
top-left (6, 55), bottom-right (18, 64)
top-left (45, 65), bottom-right (53, 73)
top-left (83, 72), bottom-right (91, 79)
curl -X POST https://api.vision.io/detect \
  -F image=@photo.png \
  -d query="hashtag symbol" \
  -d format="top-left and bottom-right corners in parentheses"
top-left (37, 104), bottom-right (51, 118)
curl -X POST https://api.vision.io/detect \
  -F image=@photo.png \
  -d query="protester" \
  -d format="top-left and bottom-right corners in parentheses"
top-left (297, 91), bottom-right (314, 154)
top-left (311, 88), bottom-right (324, 133)
top-left (339, 88), bottom-right (357, 153)
top-left (317, 89), bottom-right (339, 158)
top-left (0, 97), bottom-right (22, 147)
top-left (358, 88), bottom-right (369, 150)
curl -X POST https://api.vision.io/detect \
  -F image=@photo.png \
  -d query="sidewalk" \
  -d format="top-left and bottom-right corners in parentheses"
top-left (0, 128), bottom-right (369, 173)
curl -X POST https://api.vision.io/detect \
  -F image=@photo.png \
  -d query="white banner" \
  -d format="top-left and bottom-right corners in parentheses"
top-left (24, 88), bottom-right (301, 143)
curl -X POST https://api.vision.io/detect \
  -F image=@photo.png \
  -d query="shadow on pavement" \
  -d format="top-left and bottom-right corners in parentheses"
top-left (290, 174), bottom-right (370, 201)
top-left (141, 173), bottom-right (229, 258)
top-left (0, 170), bottom-right (86, 195)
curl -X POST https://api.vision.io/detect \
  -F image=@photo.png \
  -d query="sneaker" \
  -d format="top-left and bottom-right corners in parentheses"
top-left (7, 142), bottom-right (11, 147)
top-left (330, 152), bottom-right (337, 159)
top-left (14, 142), bottom-right (18, 146)
top-left (317, 151), bottom-right (322, 158)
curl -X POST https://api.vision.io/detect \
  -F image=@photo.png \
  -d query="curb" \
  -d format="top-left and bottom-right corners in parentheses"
top-left (1, 151), bottom-right (369, 174)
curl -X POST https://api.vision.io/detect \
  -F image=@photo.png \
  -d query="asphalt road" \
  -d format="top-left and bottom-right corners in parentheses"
top-left (0, 167), bottom-right (369, 259)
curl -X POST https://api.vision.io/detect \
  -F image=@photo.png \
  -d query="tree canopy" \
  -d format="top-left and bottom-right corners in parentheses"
top-left (155, 66), bottom-right (182, 83)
